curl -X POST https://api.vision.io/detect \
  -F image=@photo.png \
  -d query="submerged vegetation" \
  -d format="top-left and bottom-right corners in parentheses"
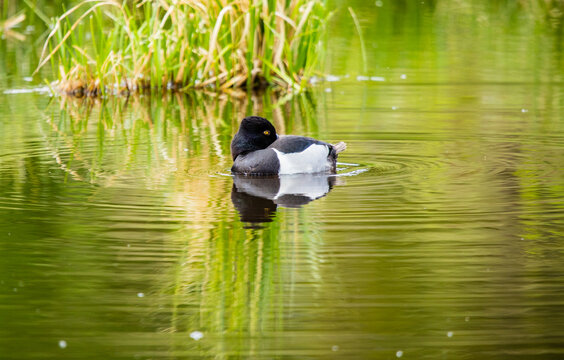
top-left (34, 0), bottom-right (328, 96)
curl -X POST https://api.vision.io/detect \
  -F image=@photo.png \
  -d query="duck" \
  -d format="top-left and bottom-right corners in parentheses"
top-left (231, 116), bottom-right (346, 175)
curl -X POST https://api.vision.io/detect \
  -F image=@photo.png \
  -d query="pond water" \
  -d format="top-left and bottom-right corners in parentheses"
top-left (2, 1), bottom-right (564, 359)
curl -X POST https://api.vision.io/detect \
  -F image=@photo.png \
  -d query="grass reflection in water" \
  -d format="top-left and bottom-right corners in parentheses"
top-left (29, 90), bottom-right (330, 355)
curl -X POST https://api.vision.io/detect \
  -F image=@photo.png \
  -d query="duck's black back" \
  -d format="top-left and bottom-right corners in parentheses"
top-left (267, 135), bottom-right (328, 153)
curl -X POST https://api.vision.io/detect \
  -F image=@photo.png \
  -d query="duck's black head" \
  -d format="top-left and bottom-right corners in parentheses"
top-left (231, 116), bottom-right (278, 160)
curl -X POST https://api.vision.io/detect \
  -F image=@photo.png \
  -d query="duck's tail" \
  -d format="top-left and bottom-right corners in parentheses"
top-left (333, 142), bottom-right (347, 154)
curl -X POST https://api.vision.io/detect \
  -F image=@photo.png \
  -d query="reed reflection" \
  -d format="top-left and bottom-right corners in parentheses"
top-left (231, 174), bottom-right (337, 227)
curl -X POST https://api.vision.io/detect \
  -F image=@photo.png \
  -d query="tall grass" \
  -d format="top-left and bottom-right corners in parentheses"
top-left (34, 0), bottom-right (328, 96)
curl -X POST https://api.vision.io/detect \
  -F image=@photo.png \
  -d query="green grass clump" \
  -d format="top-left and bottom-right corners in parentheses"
top-left (35, 0), bottom-right (328, 96)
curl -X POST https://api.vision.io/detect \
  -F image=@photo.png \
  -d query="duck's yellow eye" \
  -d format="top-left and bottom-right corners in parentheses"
top-left (263, 130), bottom-right (270, 136)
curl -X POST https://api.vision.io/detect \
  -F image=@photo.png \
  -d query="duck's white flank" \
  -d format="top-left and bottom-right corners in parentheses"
top-left (273, 144), bottom-right (331, 174)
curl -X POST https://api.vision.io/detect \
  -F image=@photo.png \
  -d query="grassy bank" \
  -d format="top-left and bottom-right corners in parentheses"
top-left (35, 0), bottom-right (328, 96)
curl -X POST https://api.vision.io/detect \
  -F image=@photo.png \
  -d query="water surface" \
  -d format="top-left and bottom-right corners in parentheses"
top-left (1, 1), bottom-right (564, 359)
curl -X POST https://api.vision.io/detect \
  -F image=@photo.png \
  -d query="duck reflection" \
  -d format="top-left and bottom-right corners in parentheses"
top-left (231, 174), bottom-right (337, 226)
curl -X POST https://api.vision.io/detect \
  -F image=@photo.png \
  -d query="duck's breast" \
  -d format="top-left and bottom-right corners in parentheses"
top-left (231, 149), bottom-right (280, 175)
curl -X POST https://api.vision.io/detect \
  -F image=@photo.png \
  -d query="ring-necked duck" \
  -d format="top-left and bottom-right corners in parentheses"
top-left (231, 116), bottom-right (346, 175)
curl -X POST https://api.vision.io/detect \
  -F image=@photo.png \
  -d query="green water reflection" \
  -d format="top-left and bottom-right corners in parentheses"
top-left (2, 1), bottom-right (564, 359)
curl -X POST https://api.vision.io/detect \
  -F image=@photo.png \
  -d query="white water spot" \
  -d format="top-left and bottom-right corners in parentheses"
top-left (59, 340), bottom-right (67, 349)
top-left (3, 86), bottom-right (51, 95)
top-left (331, 345), bottom-right (339, 351)
top-left (23, 77), bottom-right (33, 82)
top-left (190, 331), bottom-right (204, 341)
top-left (326, 74), bottom-right (341, 82)
top-left (137, 292), bottom-right (145, 298)
top-left (336, 168), bottom-right (369, 177)
top-left (447, 331), bottom-right (453, 338)
top-left (521, 108), bottom-right (528, 113)
top-left (392, 106), bottom-right (397, 110)
top-left (325, 88), bottom-right (332, 93)
top-left (396, 350), bottom-right (403, 358)
top-left (371, 76), bottom-right (386, 81)
top-left (309, 76), bottom-right (322, 84)
top-left (375, 0), bottom-right (383, 7)
top-left (184, 148), bottom-right (188, 152)
top-left (400, 74), bottom-right (407, 79)
top-left (357, 75), bottom-right (370, 81)
top-left (465, 316), bottom-right (470, 322)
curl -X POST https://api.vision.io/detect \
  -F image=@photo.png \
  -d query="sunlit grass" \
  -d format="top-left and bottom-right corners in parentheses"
top-left (34, 0), bottom-right (329, 96)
